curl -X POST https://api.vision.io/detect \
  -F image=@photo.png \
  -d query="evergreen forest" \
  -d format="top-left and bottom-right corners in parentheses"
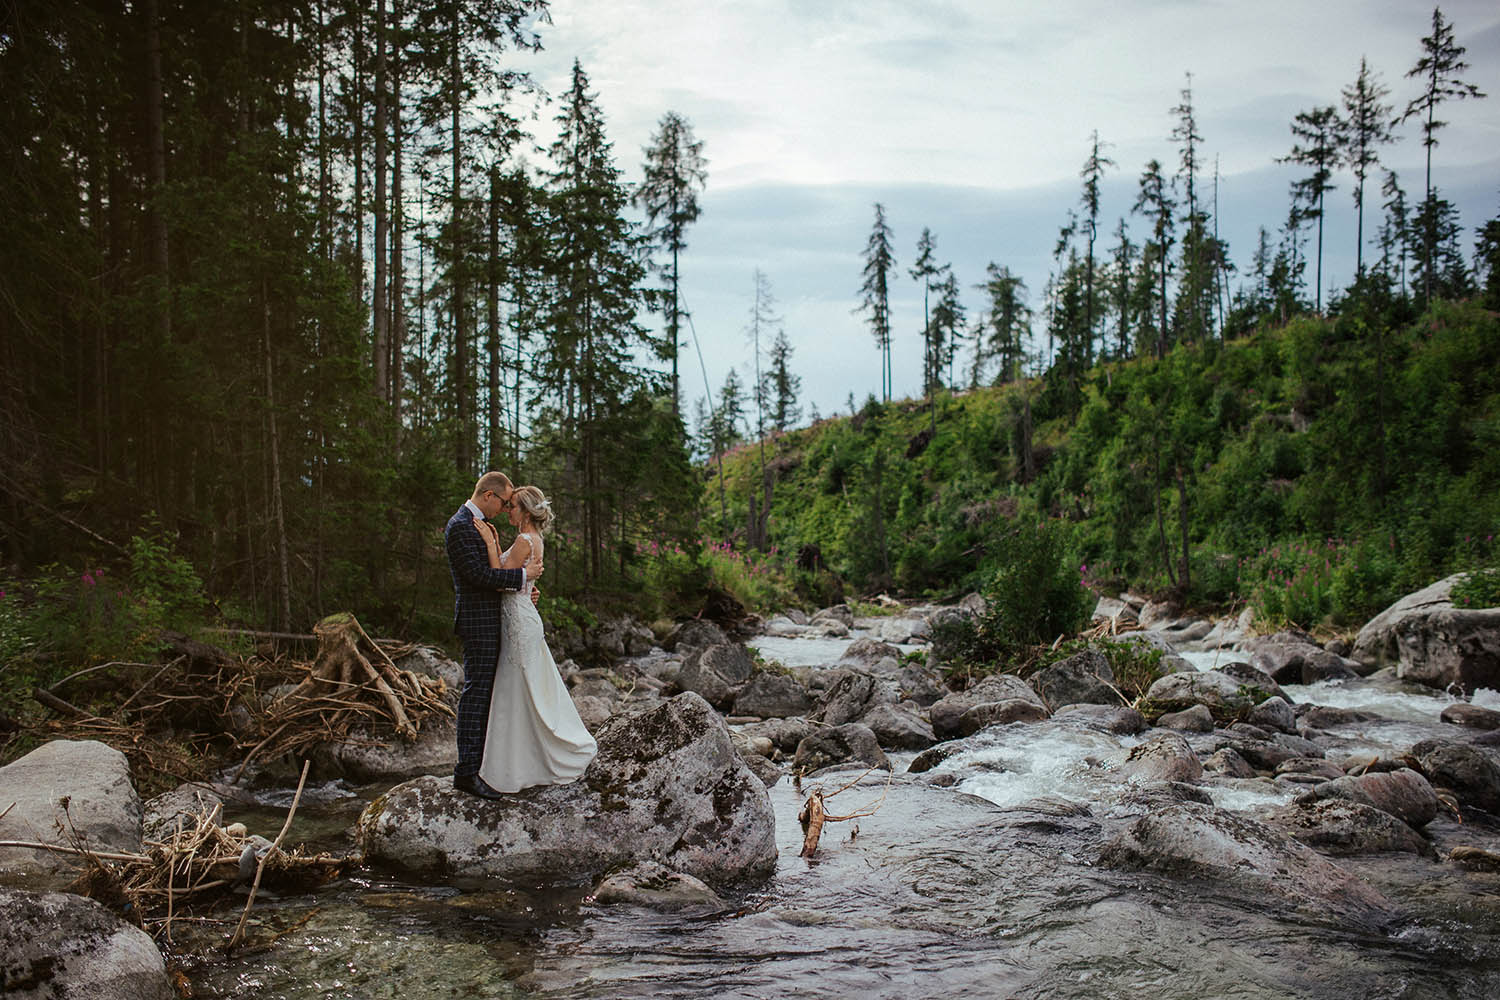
top-left (2, 1), bottom-right (1498, 695)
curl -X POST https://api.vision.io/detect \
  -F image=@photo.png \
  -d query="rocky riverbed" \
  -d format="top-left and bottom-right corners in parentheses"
top-left (3, 580), bottom-right (1500, 998)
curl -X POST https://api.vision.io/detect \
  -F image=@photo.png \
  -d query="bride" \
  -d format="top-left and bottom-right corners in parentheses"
top-left (474, 485), bottom-right (597, 793)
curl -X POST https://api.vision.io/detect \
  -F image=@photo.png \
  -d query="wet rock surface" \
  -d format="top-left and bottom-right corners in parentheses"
top-left (356, 692), bottom-right (776, 885)
top-left (0, 740), bottom-right (142, 881)
top-left (0, 887), bottom-right (174, 1000)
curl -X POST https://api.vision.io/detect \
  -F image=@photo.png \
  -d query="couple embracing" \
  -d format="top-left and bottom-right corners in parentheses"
top-left (444, 472), bottom-right (596, 800)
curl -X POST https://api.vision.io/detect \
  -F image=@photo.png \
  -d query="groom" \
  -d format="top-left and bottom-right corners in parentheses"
top-left (445, 471), bottom-right (543, 799)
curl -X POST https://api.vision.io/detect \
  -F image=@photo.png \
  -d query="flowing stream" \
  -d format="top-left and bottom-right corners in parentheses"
top-left (179, 618), bottom-right (1500, 998)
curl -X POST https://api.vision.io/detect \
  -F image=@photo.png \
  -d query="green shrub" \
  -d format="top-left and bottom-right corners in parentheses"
top-left (930, 519), bottom-right (1092, 672)
top-left (1452, 568), bottom-right (1500, 609)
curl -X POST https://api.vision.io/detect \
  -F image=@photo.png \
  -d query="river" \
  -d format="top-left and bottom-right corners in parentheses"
top-left (178, 616), bottom-right (1500, 998)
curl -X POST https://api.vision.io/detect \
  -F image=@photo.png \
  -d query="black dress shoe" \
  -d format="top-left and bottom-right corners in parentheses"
top-left (453, 773), bottom-right (504, 800)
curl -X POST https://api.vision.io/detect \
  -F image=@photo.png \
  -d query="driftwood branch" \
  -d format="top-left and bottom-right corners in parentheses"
top-left (796, 765), bottom-right (893, 858)
top-left (33, 687), bottom-right (88, 718)
top-left (228, 759), bottom-right (309, 951)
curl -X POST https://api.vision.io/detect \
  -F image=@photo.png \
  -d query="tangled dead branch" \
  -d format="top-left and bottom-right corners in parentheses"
top-left (797, 764), bottom-right (893, 858)
top-left (31, 787), bottom-right (344, 944)
top-left (234, 613), bottom-right (452, 777)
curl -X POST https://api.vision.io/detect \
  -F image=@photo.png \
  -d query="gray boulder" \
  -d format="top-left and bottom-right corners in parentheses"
top-left (142, 784), bottom-right (224, 843)
top-left (809, 669), bottom-right (893, 726)
top-left (898, 663), bottom-right (948, 706)
top-left (309, 714), bottom-right (459, 783)
top-left (1248, 696), bottom-right (1297, 735)
top-left (1440, 703), bottom-right (1500, 730)
top-left (1099, 801), bottom-right (1394, 929)
top-left (956, 699), bottom-right (1049, 735)
top-left (665, 619), bottom-right (729, 655)
top-left (1203, 747), bottom-right (1257, 778)
top-left (1029, 649), bottom-right (1120, 709)
top-left (1408, 739), bottom-right (1500, 815)
top-left (929, 673), bottom-right (1046, 740)
top-left (394, 645), bottom-right (465, 695)
top-left (1297, 768), bottom-right (1439, 827)
top-left (1352, 574), bottom-right (1500, 692)
top-left (1142, 669), bottom-right (1274, 721)
top-left (792, 723), bottom-right (890, 774)
top-left (1158, 703), bottom-right (1215, 733)
top-left (0, 740), bottom-right (142, 881)
top-left (1262, 799), bottom-right (1432, 856)
top-left (0, 887), bottom-right (173, 1000)
top-left (356, 692), bottom-right (776, 886)
top-left (1247, 633), bottom-right (1364, 684)
top-left (731, 671), bottom-right (814, 718)
top-left (839, 637), bottom-right (902, 668)
top-left (1051, 704), bottom-right (1147, 735)
top-left (1119, 732), bottom-right (1204, 784)
top-left (677, 643), bottom-right (755, 710)
top-left (860, 702), bottom-right (937, 750)
top-left (591, 860), bottom-right (724, 910)
top-left (810, 603), bottom-right (854, 628)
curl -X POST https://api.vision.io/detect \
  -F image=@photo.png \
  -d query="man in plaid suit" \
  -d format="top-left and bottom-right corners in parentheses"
top-left (445, 471), bottom-right (543, 799)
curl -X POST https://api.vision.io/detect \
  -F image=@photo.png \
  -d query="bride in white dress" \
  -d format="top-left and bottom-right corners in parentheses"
top-left (475, 485), bottom-right (597, 793)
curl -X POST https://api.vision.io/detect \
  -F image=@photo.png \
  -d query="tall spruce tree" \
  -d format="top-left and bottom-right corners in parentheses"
top-left (1403, 6), bottom-right (1486, 303)
top-left (765, 329), bottom-right (802, 434)
top-left (977, 264), bottom-right (1030, 384)
top-left (1341, 57), bottom-right (1398, 278)
top-left (857, 203), bottom-right (896, 401)
top-left (540, 59), bottom-right (650, 583)
top-left (1079, 130), bottom-right (1116, 364)
top-left (635, 111), bottom-right (707, 420)
top-left (1133, 160), bottom-right (1175, 357)
top-left (1281, 105), bottom-right (1342, 312)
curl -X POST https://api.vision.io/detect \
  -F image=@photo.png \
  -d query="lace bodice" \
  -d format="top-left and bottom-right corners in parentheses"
top-left (505, 532), bottom-right (541, 599)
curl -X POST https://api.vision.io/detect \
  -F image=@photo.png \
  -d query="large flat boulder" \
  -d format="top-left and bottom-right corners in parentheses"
top-left (0, 740), bottom-right (142, 881)
top-left (1352, 575), bottom-right (1500, 692)
top-left (0, 887), bottom-right (173, 1000)
top-left (929, 673), bottom-right (1046, 740)
top-left (1141, 669), bottom-right (1277, 721)
top-left (356, 693), bottom-right (776, 886)
top-left (1099, 801), bottom-right (1395, 931)
top-left (1296, 768), bottom-right (1439, 827)
top-left (677, 643), bottom-right (755, 709)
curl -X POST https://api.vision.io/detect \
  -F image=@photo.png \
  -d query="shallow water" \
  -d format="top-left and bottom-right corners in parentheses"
top-left (182, 620), bottom-right (1500, 998)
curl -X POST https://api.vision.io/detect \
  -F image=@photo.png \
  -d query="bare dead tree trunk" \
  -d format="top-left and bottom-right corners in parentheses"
top-left (144, 0), bottom-right (170, 344)
top-left (372, 0), bottom-right (388, 398)
top-left (263, 277), bottom-right (293, 630)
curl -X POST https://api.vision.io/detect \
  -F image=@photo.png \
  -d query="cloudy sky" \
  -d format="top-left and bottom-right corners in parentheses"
top-left (519, 0), bottom-right (1500, 423)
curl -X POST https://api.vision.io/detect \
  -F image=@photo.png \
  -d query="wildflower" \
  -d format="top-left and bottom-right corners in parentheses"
top-left (82, 572), bottom-right (96, 587)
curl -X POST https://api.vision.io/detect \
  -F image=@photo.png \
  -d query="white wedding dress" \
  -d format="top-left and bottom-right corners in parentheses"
top-left (478, 532), bottom-right (598, 793)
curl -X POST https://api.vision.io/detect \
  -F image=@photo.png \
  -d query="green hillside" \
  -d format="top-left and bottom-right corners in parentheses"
top-left (708, 300), bottom-right (1500, 630)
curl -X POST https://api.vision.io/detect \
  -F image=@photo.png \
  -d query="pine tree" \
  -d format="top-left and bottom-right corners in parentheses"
top-left (1106, 219), bottom-right (1136, 358)
top-left (540, 60), bottom-right (651, 583)
top-left (1280, 105), bottom-right (1342, 312)
top-left (856, 203), bottom-right (896, 401)
top-left (1403, 6), bottom-right (1486, 303)
top-left (1170, 74), bottom-right (1210, 342)
top-left (765, 329), bottom-right (802, 433)
top-left (1079, 130), bottom-right (1115, 364)
top-left (910, 227), bottom-right (940, 391)
top-left (1132, 160), bottom-right (1175, 357)
top-left (1341, 57), bottom-right (1398, 279)
top-left (977, 263), bottom-right (1030, 384)
top-left (635, 111), bottom-right (707, 420)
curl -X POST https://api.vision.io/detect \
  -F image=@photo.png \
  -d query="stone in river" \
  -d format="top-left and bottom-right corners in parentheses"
top-left (0, 887), bottom-right (174, 1000)
top-left (1248, 696), bottom-right (1297, 735)
top-left (591, 860), bottom-right (725, 911)
top-left (356, 692), bottom-right (776, 886)
top-left (1296, 767), bottom-right (1439, 828)
top-left (731, 670), bottom-right (814, 719)
top-left (1028, 649), bottom-right (1120, 708)
top-left (676, 643), bottom-right (755, 710)
top-left (956, 698), bottom-right (1049, 735)
top-left (928, 673), bottom-right (1045, 740)
top-left (1440, 703), bottom-right (1500, 731)
top-left (792, 723), bottom-right (890, 775)
top-left (1408, 739), bottom-right (1500, 815)
top-left (1262, 799), bottom-right (1433, 857)
top-left (1099, 801), bottom-right (1396, 931)
top-left (0, 740), bottom-right (142, 882)
top-left (860, 701), bottom-right (937, 750)
top-left (1158, 703), bottom-right (1215, 733)
top-left (1118, 732), bottom-right (1204, 784)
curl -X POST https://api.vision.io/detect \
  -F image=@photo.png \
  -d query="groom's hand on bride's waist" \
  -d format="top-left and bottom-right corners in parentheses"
top-left (524, 556), bottom-right (543, 581)
top-left (530, 584), bottom-right (541, 606)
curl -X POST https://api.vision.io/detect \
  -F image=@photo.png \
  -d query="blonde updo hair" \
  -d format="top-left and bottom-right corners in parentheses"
top-left (511, 485), bottom-right (555, 534)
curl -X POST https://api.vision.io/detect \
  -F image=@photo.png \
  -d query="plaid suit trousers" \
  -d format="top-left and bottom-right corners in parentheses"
top-left (445, 505), bottom-right (524, 777)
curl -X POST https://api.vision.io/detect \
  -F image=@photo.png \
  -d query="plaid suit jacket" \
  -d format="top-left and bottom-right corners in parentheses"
top-left (444, 505), bottom-right (524, 640)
